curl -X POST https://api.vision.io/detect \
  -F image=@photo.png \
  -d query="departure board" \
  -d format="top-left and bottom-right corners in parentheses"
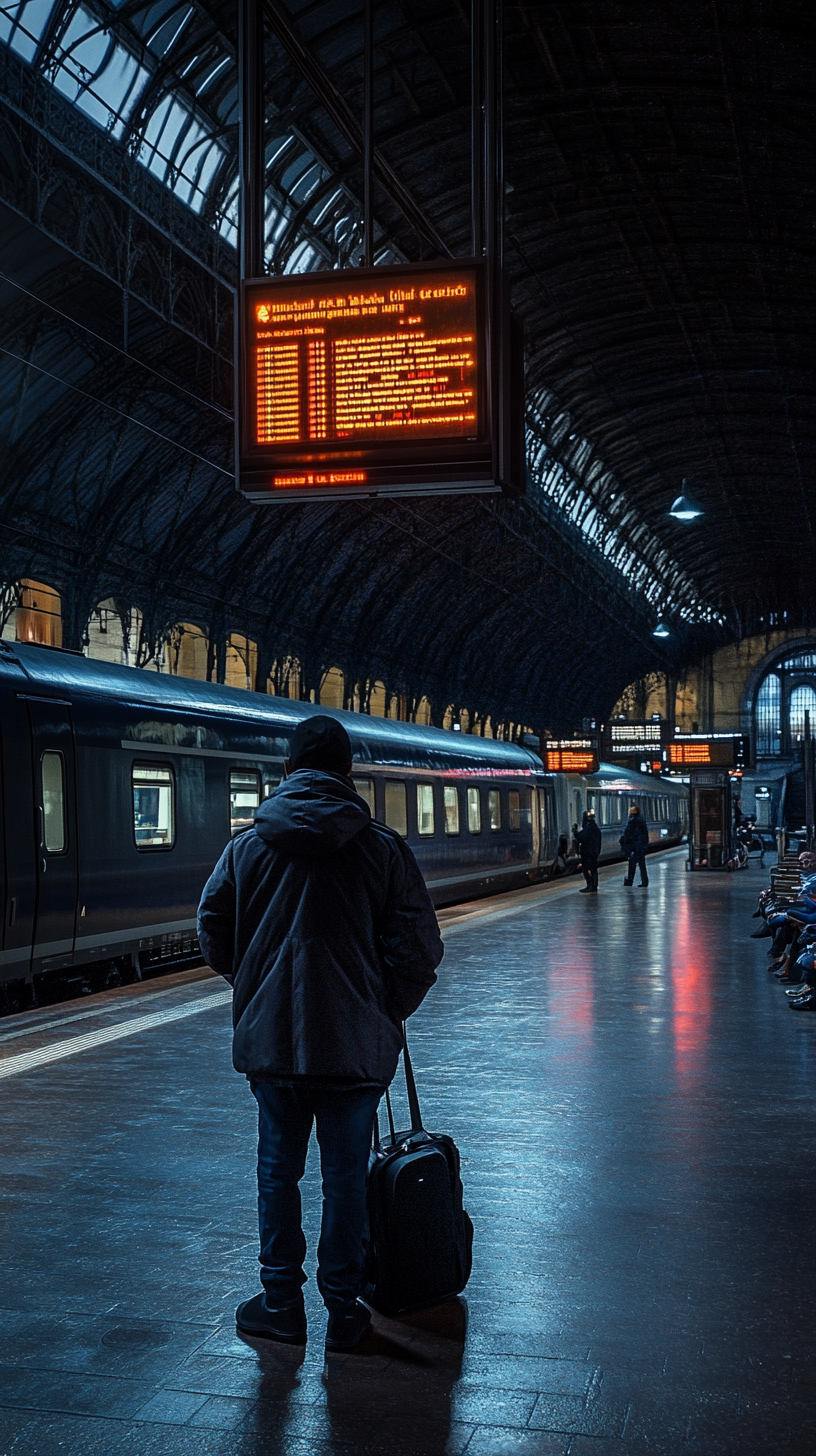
top-left (669, 736), bottom-right (748, 768)
top-left (236, 260), bottom-right (523, 502)
top-left (545, 739), bottom-right (599, 773)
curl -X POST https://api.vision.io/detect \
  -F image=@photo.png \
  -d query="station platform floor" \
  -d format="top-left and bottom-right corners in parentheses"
top-left (1, 849), bottom-right (814, 1455)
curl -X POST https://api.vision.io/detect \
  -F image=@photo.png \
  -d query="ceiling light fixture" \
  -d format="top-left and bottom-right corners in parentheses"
top-left (668, 481), bottom-right (704, 521)
top-left (653, 622), bottom-right (670, 638)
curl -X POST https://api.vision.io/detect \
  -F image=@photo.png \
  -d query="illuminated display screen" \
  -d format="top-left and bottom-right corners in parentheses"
top-left (235, 260), bottom-right (521, 503)
top-left (545, 740), bottom-right (599, 774)
top-left (251, 278), bottom-right (478, 446)
top-left (610, 723), bottom-right (662, 742)
top-left (670, 744), bottom-right (712, 765)
top-left (670, 739), bottom-right (745, 767)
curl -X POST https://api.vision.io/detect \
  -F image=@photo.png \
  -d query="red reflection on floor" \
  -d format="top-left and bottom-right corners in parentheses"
top-left (670, 888), bottom-right (711, 1086)
top-left (548, 925), bottom-right (595, 1055)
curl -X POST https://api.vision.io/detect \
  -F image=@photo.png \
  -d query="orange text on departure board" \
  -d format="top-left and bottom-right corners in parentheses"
top-left (669, 743), bottom-right (712, 764)
top-left (250, 275), bottom-right (479, 447)
top-left (546, 750), bottom-right (598, 772)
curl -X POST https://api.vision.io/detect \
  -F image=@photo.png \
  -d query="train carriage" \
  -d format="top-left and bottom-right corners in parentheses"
top-left (0, 641), bottom-right (688, 1004)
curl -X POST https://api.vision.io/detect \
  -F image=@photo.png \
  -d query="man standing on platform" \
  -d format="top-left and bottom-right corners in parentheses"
top-left (197, 716), bottom-right (443, 1353)
top-left (577, 809), bottom-right (602, 892)
top-left (621, 803), bottom-right (649, 887)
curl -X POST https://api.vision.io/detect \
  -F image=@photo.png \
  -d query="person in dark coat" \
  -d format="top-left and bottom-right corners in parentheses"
top-left (621, 803), bottom-right (649, 886)
top-left (577, 809), bottom-right (602, 892)
top-left (197, 715), bottom-right (443, 1352)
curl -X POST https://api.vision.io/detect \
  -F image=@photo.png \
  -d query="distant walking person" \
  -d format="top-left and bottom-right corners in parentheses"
top-left (621, 804), bottom-right (649, 887)
top-left (577, 809), bottom-right (602, 893)
top-left (197, 716), bottom-right (443, 1352)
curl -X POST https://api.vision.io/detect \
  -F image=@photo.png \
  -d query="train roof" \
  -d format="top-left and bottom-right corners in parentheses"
top-left (594, 762), bottom-right (685, 791)
top-left (0, 642), bottom-right (540, 772)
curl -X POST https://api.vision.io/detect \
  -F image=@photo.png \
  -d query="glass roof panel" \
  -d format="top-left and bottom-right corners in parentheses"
top-left (48, 4), bottom-right (150, 137)
top-left (0, 0), bottom-right (58, 62)
top-left (1, 0), bottom-right (398, 268)
top-left (138, 91), bottom-right (225, 212)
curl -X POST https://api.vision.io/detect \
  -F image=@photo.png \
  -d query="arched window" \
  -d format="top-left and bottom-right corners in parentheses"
top-left (755, 673), bottom-right (781, 756)
top-left (789, 684), bottom-right (816, 740)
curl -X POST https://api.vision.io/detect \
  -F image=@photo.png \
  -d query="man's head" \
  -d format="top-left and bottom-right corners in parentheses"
top-left (800, 851), bottom-right (816, 871)
top-left (287, 716), bottom-right (353, 778)
top-left (629, 805), bottom-right (639, 816)
top-left (587, 809), bottom-right (596, 819)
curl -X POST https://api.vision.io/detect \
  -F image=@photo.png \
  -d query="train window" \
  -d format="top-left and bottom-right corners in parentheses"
top-left (488, 789), bottom-right (502, 831)
top-left (133, 764), bottom-right (175, 849)
top-left (384, 781), bottom-right (408, 837)
top-left (230, 770), bottom-right (260, 835)
top-left (508, 790), bottom-right (521, 831)
top-left (41, 751), bottom-right (66, 854)
top-left (416, 784), bottom-right (435, 836)
top-left (467, 786), bottom-right (481, 833)
top-left (353, 777), bottom-right (376, 816)
top-left (443, 785), bottom-right (460, 835)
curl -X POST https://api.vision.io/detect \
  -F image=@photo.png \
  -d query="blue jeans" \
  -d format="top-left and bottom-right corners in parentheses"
top-left (250, 1082), bottom-right (382, 1315)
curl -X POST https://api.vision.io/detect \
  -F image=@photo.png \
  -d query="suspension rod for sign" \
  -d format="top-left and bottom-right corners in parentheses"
top-left (471, 0), bottom-right (484, 258)
top-left (364, 0), bottom-right (374, 267)
top-left (239, 0), bottom-right (265, 280)
top-left (262, 0), bottom-right (451, 258)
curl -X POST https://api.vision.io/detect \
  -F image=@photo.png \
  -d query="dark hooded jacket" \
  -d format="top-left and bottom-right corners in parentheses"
top-left (621, 811), bottom-right (649, 853)
top-left (577, 817), bottom-right (602, 860)
top-left (197, 769), bottom-right (443, 1088)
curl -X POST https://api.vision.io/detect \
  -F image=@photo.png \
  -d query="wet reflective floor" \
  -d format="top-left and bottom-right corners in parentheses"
top-left (1, 850), bottom-right (814, 1454)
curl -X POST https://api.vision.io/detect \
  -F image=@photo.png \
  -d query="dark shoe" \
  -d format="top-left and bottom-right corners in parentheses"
top-left (579, 887), bottom-right (592, 893)
top-left (623, 879), bottom-right (633, 886)
top-left (751, 924), bottom-right (774, 939)
top-left (789, 994), bottom-right (815, 1010)
top-left (752, 908), bottom-right (763, 918)
top-left (325, 1299), bottom-right (371, 1352)
top-left (236, 1293), bottom-right (306, 1344)
top-left (639, 882), bottom-right (649, 888)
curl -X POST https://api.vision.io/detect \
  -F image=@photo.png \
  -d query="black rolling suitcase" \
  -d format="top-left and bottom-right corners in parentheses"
top-left (365, 1028), bottom-right (473, 1315)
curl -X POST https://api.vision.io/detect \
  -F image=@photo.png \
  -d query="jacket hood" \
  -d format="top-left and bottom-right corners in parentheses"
top-left (253, 768), bottom-right (370, 857)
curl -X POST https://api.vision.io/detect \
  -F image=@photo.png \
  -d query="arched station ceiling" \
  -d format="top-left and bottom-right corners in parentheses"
top-left (0, 0), bottom-right (813, 729)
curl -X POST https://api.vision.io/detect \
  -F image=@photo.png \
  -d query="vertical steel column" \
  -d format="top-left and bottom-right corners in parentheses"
top-left (363, 0), bottom-right (374, 266)
top-left (471, 0), bottom-right (484, 258)
top-left (239, 0), bottom-right (265, 281)
top-left (805, 709), bottom-right (815, 850)
top-left (483, 0), bottom-right (504, 479)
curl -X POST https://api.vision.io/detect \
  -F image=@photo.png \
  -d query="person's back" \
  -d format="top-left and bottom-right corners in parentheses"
top-left (621, 805), bottom-right (649, 886)
top-left (205, 770), bottom-right (440, 1085)
top-left (198, 716), bottom-right (443, 1351)
top-left (576, 811), bottom-right (602, 892)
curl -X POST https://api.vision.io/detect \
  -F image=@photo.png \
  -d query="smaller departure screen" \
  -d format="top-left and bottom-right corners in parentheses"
top-left (246, 268), bottom-right (480, 452)
top-left (545, 740), bottom-right (599, 773)
top-left (670, 740), bottom-right (742, 767)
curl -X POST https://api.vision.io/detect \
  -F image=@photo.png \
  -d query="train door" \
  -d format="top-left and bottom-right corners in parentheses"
top-left (28, 699), bottom-right (78, 975)
top-left (537, 781), bottom-right (557, 865)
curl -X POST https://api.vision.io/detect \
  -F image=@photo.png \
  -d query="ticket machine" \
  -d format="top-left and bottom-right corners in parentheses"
top-left (688, 769), bottom-right (732, 869)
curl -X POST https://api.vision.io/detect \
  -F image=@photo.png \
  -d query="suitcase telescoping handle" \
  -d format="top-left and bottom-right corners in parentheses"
top-left (383, 1023), bottom-right (423, 1141)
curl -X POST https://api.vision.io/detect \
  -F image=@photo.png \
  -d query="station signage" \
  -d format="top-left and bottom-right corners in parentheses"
top-left (236, 259), bottom-right (523, 502)
top-left (545, 739), bottom-right (599, 773)
top-left (602, 720), bottom-right (665, 758)
top-left (668, 734), bottom-right (748, 769)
